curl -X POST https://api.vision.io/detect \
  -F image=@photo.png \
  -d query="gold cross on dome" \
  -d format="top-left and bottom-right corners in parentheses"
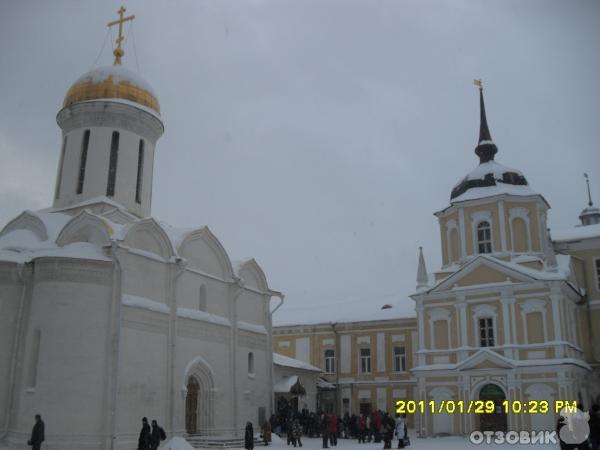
top-left (107, 6), bottom-right (135, 65)
top-left (473, 79), bottom-right (483, 89)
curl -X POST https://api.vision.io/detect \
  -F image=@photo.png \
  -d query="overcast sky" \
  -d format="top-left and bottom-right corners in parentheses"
top-left (1, 0), bottom-right (599, 318)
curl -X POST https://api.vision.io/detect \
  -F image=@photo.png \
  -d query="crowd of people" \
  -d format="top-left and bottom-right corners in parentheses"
top-left (263, 409), bottom-right (410, 449)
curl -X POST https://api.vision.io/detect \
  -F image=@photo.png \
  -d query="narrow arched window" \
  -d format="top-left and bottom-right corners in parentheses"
top-left (55, 136), bottom-right (68, 199)
top-left (77, 130), bottom-right (90, 194)
top-left (135, 139), bottom-right (144, 204)
top-left (477, 221), bottom-right (492, 254)
top-left (106, 131), bottom-right (120, 197)
top-left (199, 284), bottom-right (207, 311)
top-left (248, 352), bottom-right (254, 375)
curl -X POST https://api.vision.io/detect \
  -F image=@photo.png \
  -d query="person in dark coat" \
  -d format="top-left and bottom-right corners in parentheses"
top-left (321, 413), bottom-right (329, 448)
top-left (245, 422), bottom-right (254, 450)
top-left (27, 414), bottom-right (45, 450)
top-left (138, 417), bottom-right (151, 450)
top-left (149, 420), bottom-right (162, 450)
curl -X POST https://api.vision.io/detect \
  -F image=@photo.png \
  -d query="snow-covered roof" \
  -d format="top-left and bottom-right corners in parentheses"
top-left (451, 183), bottom-right (537, 204)
top-left (273, 353), bottom-right (322, 372)
top-left (317, 377), bottom-right (336, 389)
top-left (273, 297), bottom-right (415, 327)
top-left (274, 375), bottom-right (299, 393)
top-left (0, 210), bottom-right (109, 264)
top-left (552, 223), bottom-right (600, 242)
top-left (0, 203), bottom-right (273, 295)
top-left (448, 160), bottom-right (539, 205)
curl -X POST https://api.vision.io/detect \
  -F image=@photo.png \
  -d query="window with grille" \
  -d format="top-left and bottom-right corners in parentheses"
top-left (359, 348), bottom-right (371, 373)
top-left (76, 130), bottom-right (90, 194)
top-left (479, 317), bottom-right (495, 347)
top-left (595, 259), bottom-right (600, 291)
top-left (477, 221), bottom-right (492, 254)
top-left (324, 349), bottom-right (335, 374)
top-left (106, 131), bottom-right (120, 197)
top-left (393, 346), bottom-right (406, 372)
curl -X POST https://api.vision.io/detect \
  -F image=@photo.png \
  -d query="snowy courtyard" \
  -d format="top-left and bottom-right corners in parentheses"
top-left (158, 433), bottom-right (559, 450)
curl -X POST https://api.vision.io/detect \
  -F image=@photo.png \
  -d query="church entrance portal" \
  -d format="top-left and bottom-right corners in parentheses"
top-left (478, 383), bottom-right (507, 432)
top-left (185, 377), bottom-right (200, 434)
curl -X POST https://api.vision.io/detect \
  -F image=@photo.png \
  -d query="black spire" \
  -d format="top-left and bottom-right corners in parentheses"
top-left (474, 81), bottom-right (498, 164)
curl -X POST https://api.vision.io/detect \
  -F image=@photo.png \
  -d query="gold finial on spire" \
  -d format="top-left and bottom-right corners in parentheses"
top-left (473, 79), bottom-right (483, 89)
top-left (107, 6), bottom-right (135, 65)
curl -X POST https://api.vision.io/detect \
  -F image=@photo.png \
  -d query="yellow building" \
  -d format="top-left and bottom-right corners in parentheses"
top-left (273, 86), bottom-right (600, 437)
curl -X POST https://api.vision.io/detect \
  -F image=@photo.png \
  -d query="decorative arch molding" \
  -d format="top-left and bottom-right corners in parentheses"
top-left (181, 355), bottom-right (216, 432)
top-left (472, 379), bottom-right (508, 399)
top-left (0, 211), bottom-right (48, 241)
top-left (178, 227), bottom-right (234, 280)
top-left (56, 210), bottom-right (112, 247)
top-left (123, 218), bottom-right (176, 259)
top-left (236, 258), bottom-right (269, 291)
top-left (99, 207), bottom-right (137, 225)
top-left (470, 210), bottom-right (494, 254)
top-left (509, 207), bottom-right (532, 252)
top-left (519, 299), bottom-right (548, 343)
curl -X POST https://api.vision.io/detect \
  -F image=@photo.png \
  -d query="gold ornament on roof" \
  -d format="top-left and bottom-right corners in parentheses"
top-left (107, 6), bottom-right (135, 66)
top-left (62, 7), bottom-right (160, 114)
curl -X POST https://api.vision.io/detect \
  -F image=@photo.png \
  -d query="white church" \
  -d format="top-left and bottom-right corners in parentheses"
top-left (0, 9), bottom-right (283, 450)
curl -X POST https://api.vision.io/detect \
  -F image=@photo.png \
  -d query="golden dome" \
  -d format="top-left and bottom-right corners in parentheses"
top-left (63, 65), bottom-right (160, 114)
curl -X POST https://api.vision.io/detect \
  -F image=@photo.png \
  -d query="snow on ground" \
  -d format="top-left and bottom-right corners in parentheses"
top-left (227, 435), bottom-right (556, 450)
top-left (159, 436), bottom-right (196, 450)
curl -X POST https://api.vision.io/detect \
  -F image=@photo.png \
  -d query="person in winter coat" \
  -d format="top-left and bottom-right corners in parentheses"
top-left (395, 414), bottom-right (408, 449)
top-left (287, 417), bottom-right (295, 445)
top-left (321, 413), bottom-right (329, 449)
top-left (149, 420), bottom-right (165, 450)
top-left (262, 420), bottom-right (272, 446)
top-left (292, 418), bottom-right (303, 447)
top-left (138, 417), bottom-right (151, 450)
top-left (357, 415), bottom-right (366, 443)
top-left (245, 422), bottom-right (254, 450)
top-left (328, 413), bottom-right (338, 446)
top-left (27, 414), bottom-right (45, 450)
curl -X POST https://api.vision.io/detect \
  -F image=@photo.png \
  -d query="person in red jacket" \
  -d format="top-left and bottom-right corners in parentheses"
top-left (328, 414), bottom-right (337, 446)
top-left (357, 415), bottom-right (366, 444)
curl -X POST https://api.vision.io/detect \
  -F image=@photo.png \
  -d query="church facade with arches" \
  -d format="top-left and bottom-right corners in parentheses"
top-left (0, 13), bottom-right (282, 450)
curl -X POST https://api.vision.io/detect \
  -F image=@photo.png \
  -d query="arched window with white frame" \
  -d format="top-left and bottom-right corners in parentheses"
top-left (477, 221), bottom-right (492, 254)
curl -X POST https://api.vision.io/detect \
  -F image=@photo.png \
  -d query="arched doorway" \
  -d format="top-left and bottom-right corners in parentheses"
top-left (182, 356), bottom-right (215, 434)
top-left (478, 383), bottom-right (507, 432)
top-left (186, 377), bottom-right (200, 434)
